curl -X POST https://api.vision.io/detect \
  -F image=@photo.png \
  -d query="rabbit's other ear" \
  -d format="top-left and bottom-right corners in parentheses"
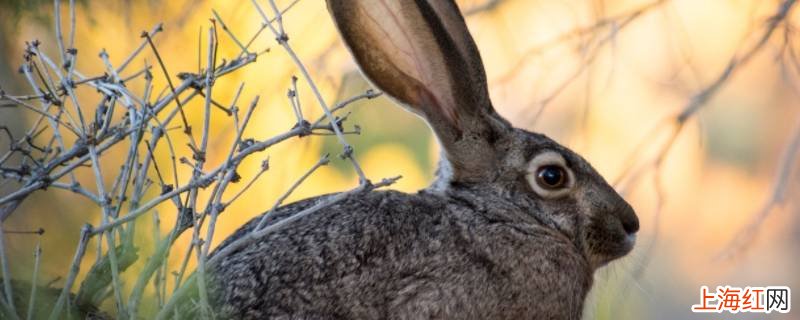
top-left (327, 0), bottom-right (512, 183)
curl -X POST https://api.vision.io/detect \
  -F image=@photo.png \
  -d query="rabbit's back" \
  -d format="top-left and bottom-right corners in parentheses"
top-left (208, 189), bottom-right (592, 319)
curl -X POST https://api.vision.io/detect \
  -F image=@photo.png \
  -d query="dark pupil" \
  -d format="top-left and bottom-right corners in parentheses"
top-left (538, 166), bottom-right (564, 187)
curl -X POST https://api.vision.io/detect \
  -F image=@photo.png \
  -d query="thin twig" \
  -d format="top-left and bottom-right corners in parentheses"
top-left (254, 0), bottom-right (368, 183)
top-left (25, 241), bottom-right (41, 320)
top-left (191, 25), bottom-right (217, 317)
top-left (718, 116), bottom-right (800, 259)
top-left (87, 146), bottom-right (126, 314)
top-left (47, 224), bottom-right (91, 320)
top-left (212, 9), bottom-right (248, 55)
top-left (254, 154), bottom-right (330, 230)
top-left (89, 90), bottom-right (371, 235)
top-left (615, 0), bottom-right (797, 187)
top-left (0, 225), bottom-right (16, 315)
top-left (143, 32), bottom-right (192, 137)
top-left (118, 24), bottom-right (163, 74)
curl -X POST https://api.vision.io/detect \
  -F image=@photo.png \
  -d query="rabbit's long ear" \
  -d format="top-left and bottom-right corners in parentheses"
top-left (327, 0), bottom-right (512, 183)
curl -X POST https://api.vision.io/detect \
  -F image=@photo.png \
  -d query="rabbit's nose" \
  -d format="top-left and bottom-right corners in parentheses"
top-left (619, 204), bottom-right (639, 235)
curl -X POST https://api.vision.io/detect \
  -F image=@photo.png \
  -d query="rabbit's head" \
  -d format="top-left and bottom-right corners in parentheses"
top-left (327, 0), bottom-right (639, 269)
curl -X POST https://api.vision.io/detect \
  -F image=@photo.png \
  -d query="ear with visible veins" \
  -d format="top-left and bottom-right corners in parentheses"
top-left (327, 0), bottom-right (512, 183)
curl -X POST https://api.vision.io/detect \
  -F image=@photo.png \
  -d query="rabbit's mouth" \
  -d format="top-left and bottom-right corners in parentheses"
top-left (619, 233), bottom-right (637, 258)
top-left (589, 234), bottom-right (636, 268)
top-left (593, 238), bottom-right (635, 268)
top-left (624, 233), bottom-right (637, 251)
top-left (586, 207), bottom-right (639, 268)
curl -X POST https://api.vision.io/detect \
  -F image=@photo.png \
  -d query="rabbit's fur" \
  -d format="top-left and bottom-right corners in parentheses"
top-left (205, 1), bottom-right (639, 319)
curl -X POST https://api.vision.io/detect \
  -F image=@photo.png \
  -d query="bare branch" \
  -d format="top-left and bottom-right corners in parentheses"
top-left (47, 224), bottom-right (91, 320)
top-left (253, 0), bottom-right (369, 184)
top-left (718, 116), bottom-right (800, 260)
top-left (25, 242), bottom-right (41, 320)
top-left (0, 226), bottom-right (17, 315)
top-left (615, 0), bottom-right (797, 188)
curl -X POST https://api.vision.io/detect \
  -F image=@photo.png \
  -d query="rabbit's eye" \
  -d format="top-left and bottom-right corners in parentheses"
top-left (526, 151), bottom-right (575, 198)
top-left (536, 165), bottom-right (567, 189)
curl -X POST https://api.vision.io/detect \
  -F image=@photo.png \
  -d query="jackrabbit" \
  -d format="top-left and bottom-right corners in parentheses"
top-left (206, 1), bottom-right (639, 319)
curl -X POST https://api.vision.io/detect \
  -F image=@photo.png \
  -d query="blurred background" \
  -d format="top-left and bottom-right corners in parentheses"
top-left (0, 0), bottom-right (798, 318)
